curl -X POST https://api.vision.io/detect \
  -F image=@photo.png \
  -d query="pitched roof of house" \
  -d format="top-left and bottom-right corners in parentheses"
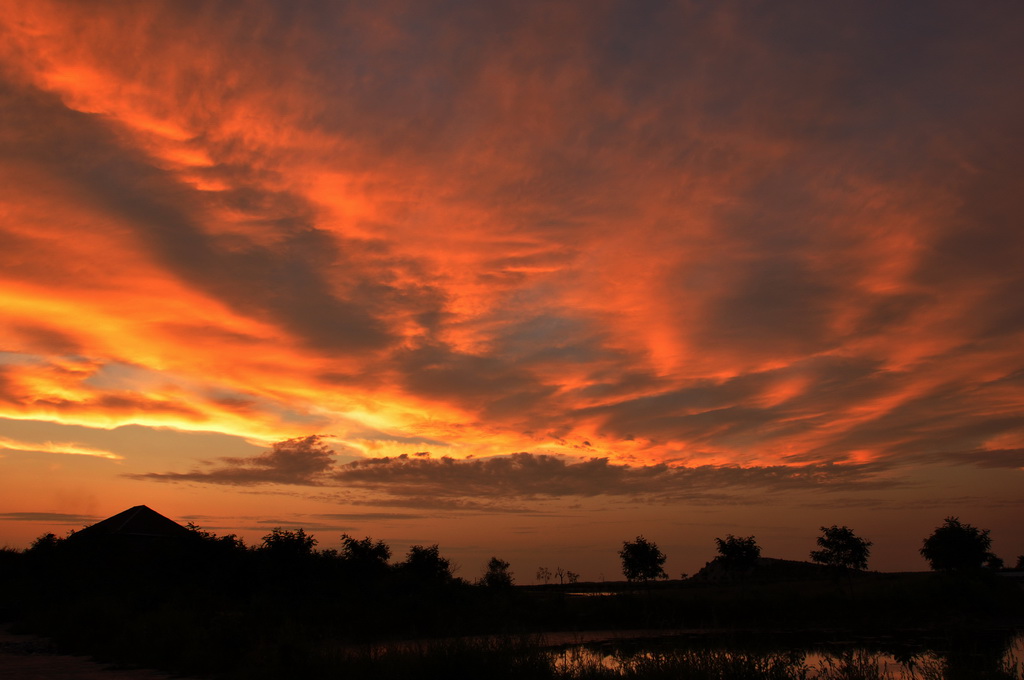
top-left (69, 505), bottom-right (191, 541)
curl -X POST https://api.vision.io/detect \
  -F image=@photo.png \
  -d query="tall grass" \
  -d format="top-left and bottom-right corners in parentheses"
top-left (207, 635), bottom-right (1023, 680)
top-left (546, 644), bottom-right (1024, 680)
top-left (232, 634), bottom-right (556, 680)
top-left (599, 648), bottom-right (808, 679)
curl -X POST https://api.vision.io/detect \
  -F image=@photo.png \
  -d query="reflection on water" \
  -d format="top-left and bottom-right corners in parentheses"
top-left (548, 629), bottom-right (1023, 679)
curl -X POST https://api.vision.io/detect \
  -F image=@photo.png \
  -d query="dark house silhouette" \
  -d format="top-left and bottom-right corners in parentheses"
top-left (68, 504), bottom-right (191, 543)
top-left (60, 506), bottom-right (199, 587)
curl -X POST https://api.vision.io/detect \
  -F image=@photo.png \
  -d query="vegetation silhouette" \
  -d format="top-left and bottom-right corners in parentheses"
top-left (480, 556), bottom-right (515, 588)
top-left (337, 533), bottom-right (392, 580)
top-left (715, 534), bottom-right (761, 571)
top-left (536, 566), bottom-right (552, 584)
top-left (920, 517), bottom-right (999, 572)
top-left (535, 566), bottom-right (582, 586)
top-left (810, 525), bottom-right (872, 571)
top-left (397, 544), bottom-right (454, 585)
top-left (3, 507), bottom-right (1023, 679)
top-left (260, 526), bottom-right (317, 557)
top-left (618, 535), bottom-right (667, 583)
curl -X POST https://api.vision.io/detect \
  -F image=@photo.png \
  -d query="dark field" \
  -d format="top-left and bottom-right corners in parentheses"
top-left (1, 538), bottom-right (1021, 679)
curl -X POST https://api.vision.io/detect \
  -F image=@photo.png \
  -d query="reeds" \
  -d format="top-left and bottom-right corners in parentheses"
top-left (220, 636), bottom-right (1023, 680)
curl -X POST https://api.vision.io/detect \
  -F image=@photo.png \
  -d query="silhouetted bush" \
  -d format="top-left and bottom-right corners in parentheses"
top-left (619, 536), bottom-right (667, 583)
top-left (810, 525), bottom-right (872, 571)
top-left (480, 556), bottom-right (515, 589)
top-left (397, 544), bottom-right (454, 586)
top-left (920, 517), bottom-right (996, 572)
top-left (715, 534), bottom-right (761, 570)
top-left (338, 533), bottom-right (392, 581)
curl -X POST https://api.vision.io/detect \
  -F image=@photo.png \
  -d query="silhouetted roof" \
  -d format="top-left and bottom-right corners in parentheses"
top-left (69, 505), bottom-right (191, 541)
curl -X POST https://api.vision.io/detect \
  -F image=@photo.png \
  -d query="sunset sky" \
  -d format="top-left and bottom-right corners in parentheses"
top-left (1, 1), bottom-right (1022, 580)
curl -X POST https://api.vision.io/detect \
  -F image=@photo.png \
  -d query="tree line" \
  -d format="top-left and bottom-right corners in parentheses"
top-left (26, 523), bottom-right (518, 589)
top-left (618, 516), bottom-right (1017, 582)
top-left (14, 514), bottom-right (1019, 591)
top-left (4, 514), bottom-right (1022, 680)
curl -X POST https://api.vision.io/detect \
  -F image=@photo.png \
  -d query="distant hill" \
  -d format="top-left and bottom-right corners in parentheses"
top-left (690, 556), bottom-right (846, 582)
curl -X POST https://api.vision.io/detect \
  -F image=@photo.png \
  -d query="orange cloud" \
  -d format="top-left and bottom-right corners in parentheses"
top-left (0, 0), bottom-right (1021, 481)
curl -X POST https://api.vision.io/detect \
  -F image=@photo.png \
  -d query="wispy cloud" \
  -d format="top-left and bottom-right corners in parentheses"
top-left (0, 436), bottom-right (122, 460)
top-left (919, 448), bottom-right (1024, 470)
top-left (0, 512), bottom-right (100, 524)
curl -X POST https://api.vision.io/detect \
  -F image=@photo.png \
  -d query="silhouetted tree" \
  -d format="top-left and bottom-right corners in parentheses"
top-left (260, 527), bottom-right (317, 557)
top-left (184, 522), bottom-right (246, 561)
top-left (339, 534), bottom-right (391, 579)
top-left (480, 557), bottom-right (514, 588)
top-left (1016, 555), bottom-right (1024, 570)
top-left (619, 536), bottom-right (667, 582)
top-left (810, 525), bottom-right (872, 570)
top-left (398, 544), bottom-right (452, 584)
top-left (536, 566), bottom-right (551, 584)
top-left (27, 532), bottom-right (61, 555)
top-left (187, 522), bottom-right (244, 547)
top-left (920, 517), bottom-right (994, 572)
top-left (715, 534), bottom-right (760, 570)
top-left (185, 522), bottom-right (214, 539)
top-left (566, 570), bottom-right (580, 584)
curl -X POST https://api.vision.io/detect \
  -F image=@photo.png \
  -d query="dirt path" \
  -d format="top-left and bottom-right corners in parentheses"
top-left (0, 625), bottom-right (199, 680)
